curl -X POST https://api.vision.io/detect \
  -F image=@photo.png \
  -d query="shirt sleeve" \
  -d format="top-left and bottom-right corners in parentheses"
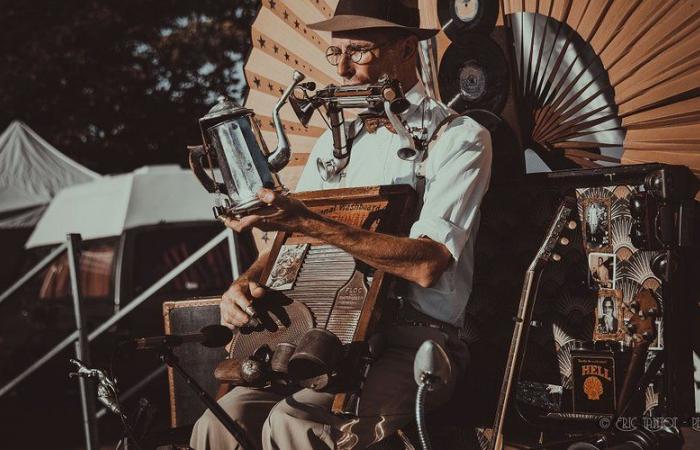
top-left (294, 129), bottom-right (332, 193)
top-left (409, 116), bottom-right (492, 261)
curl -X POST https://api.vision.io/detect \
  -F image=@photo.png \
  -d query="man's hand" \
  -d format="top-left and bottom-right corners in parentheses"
top-left (220, 277), bottom-right (266, 329)
top-left (219, 188), bottom-right (314, 233)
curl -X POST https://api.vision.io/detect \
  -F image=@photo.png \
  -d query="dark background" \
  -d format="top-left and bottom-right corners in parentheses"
top-left (0, 1), bottom-right (260, 448)
top-left (0, 0), bottom-right (260, 174)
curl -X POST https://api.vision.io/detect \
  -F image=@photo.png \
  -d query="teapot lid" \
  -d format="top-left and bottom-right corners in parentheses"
top-left (200, 96), bottom-right (253, 125)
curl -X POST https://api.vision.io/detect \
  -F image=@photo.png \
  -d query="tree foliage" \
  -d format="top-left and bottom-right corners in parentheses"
top-left (0, 0), bottom-right (260, 173)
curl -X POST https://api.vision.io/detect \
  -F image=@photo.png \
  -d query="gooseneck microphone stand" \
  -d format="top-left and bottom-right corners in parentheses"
top-left (158, 345), bottom-right (254, 450)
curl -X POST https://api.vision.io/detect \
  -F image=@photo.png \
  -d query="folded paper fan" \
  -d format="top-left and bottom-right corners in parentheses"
top-left (501, 0), bottom-right (700, 176)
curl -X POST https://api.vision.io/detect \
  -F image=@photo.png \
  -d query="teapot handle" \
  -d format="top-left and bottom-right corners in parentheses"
top-left (188, 145), bottom-right (226, 194)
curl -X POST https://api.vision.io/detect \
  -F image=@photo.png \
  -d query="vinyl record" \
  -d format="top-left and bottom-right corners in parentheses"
top-left (438, 0), bottom-right (500, 41)
top-left (438, 34), bottom-right (509, 114)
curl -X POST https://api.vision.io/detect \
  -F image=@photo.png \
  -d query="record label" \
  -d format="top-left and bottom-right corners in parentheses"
top-left (438, 34), bottom-right (509, 114)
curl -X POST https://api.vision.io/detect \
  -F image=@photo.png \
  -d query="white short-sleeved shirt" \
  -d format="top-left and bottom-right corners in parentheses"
top-left (296, 82), bottom-right (492, 327)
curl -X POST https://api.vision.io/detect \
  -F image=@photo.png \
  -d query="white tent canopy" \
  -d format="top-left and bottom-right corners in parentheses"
top-left (0, 120), bottom-right (100, 228)
top-left (26, 165), bottom-right (217, 248)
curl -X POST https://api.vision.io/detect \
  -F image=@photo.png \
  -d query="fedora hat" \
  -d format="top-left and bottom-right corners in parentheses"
top-left (308, 0), bottom-right (439, 41)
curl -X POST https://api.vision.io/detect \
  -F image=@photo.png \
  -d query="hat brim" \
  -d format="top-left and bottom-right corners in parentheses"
top-left (308, 15), bottom-right (439, 40)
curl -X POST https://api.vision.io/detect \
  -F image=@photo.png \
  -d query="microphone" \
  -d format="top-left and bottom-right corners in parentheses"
top-left (413, 340), bottom-right (451, 390)
top-left (413, 340), bottom-right (452, 450)
top-left (122, 325), bottom-right (233, 351)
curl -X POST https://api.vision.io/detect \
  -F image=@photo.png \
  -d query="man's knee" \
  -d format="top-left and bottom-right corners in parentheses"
top-left (265, 400), bottom-right (296, 436)
top-left (263, 399), bottom-right (335, 448)
top-left (192, 406), bottom-right (225, 437)
top-left (191, 387), bottom-right (284, 450)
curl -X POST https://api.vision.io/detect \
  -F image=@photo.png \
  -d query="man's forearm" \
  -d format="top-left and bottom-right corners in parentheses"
top-left (238, 251), bottom-right (270, 284)
top-left (299, 212), bottom-right (451, 288)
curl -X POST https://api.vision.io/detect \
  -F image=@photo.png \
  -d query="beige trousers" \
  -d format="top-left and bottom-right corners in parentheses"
top-left (190, 325), bottom-right (468, 450)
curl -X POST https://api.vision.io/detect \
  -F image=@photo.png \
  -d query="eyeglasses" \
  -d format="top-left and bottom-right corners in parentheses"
top-left (325, 41), bottom-right (392, 66)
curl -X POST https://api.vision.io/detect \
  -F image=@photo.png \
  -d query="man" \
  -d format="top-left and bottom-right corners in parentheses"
top-left (598, 298), bottom-right (618, 334)
top-left (190, 1), bottom-right (492, 448)
top-left (585, 202), bottom-right (607, 248)
top-left (591, 256), bottom-right (611, 288)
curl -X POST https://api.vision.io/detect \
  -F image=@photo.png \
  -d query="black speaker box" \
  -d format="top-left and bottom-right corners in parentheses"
top-left (163, 297), bottom-right (225, 428)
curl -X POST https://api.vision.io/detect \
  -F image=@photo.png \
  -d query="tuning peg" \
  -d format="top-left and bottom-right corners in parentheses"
top-left (567, 220), bottom-right (578, 230)
top-left (552, 253), bottom-right (562, 262)
top-left (299, 81), bottom-right (317, 91)
top-left (644, 170), bottom-right (664, 192)
top-left (651, 253), bottom-right (677, 282)
top-left (559, 237), bottom-right (570, 246)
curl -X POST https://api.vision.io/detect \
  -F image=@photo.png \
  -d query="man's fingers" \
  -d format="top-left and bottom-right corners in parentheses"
top-left (258, 188), bottom-right (290, 209)
top-left (258, 188), bottom-right (276, 205)
top-left (219, 215), bottom-right (246, 232)
top-left (221, 301), bottom-right (250, 327)
top-left (220, 320), bottom-right (235, 331)
top-left (221, 282), bottom-right (256, 327)
top-left (248, 280), bottom-right (266, 298)
top-left (230, 212), bottom-right (281, 229)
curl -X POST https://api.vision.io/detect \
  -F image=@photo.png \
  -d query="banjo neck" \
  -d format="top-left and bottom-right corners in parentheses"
top-left (490, 198), bottom-right (576, 450)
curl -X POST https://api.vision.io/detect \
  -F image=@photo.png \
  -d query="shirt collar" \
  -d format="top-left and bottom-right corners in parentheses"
top-left (403, 81), bottom-right (427, 118)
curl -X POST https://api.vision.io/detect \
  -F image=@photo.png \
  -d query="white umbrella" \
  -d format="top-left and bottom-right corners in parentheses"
top-left (0, 120), bottom-right (100, 228)
top-left (26, 165), bottom-right (217, 248)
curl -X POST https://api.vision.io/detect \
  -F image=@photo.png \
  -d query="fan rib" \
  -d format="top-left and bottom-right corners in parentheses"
top-left (527, 4), bottom-right (550, 100)
top-left (563, 148), bottom-right (619, 163)
top-left (612, 19), bottom-right (700, 105)
top-left (590, 1), bottom-right (641, 58)
top-left (538, 81), bottom-right (619, 143)
top-left (623, 96), bottom-right (700, 128)
top-left (533, 8), bottom-right (568, 103)
top-left (534, 64), bottom-right (611, 142)
top-left (603, 2), bottom-right (677, 82)
top-left (532, 26), bottom-right (579, 126)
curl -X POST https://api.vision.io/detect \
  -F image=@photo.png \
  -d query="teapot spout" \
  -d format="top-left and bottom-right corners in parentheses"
top-left (267, 147), bottom-right (290, 172)
top-left (267, 71), bottom-right (306, 172)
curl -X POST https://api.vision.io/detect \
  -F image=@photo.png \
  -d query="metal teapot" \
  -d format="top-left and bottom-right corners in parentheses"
top-left (189, 71), bottom-right (306, 217)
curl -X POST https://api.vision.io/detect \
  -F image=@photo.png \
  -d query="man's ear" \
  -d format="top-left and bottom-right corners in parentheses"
top-left (400, 35), bottom-right (418, 62)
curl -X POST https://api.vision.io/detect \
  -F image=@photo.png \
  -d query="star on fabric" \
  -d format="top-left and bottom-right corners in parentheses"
top-left (268, 0), bottom-right (276, 9)
top-left (257, 36), bottom-right (266, 48)
top-left (253, 77), bottom-right (261, 88)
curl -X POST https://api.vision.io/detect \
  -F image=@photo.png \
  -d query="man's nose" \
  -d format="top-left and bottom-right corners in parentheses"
top-left (336, 53), bottom-right (355, 80)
